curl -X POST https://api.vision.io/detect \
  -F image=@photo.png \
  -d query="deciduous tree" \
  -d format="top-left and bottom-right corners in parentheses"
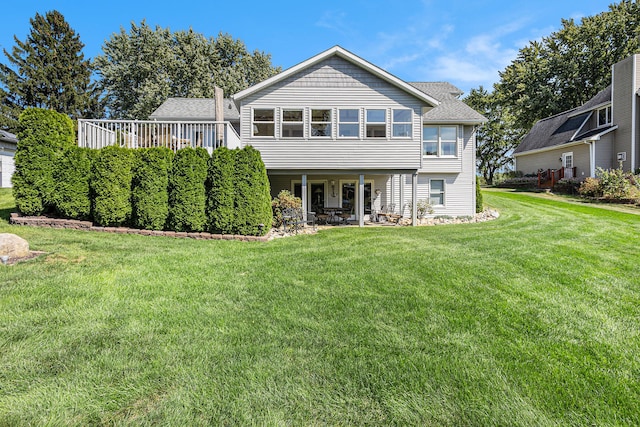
top-left (95, 22), bottom-right (281, 119)
top-left (464, 87), bottom-right (523, 185)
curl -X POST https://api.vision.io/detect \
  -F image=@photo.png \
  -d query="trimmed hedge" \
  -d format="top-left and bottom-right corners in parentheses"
top-left (52, 146), bottom-right (94, 219)
top-left (91, 145), bottom-right (135, 226)
top-left (168, 147), bottom-right (209, 232)
top-left (206, 147), bottom-right (236, 234)
top-left (12, 108), bottom-right (75, 215)
top-left (132, 148), bottom-right (174, 230)
top-left (233, 146), bottom-right (272, 236)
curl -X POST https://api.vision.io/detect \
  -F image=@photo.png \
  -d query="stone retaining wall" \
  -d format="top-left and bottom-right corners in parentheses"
top-left (9, 213), bottom-right (269, 242)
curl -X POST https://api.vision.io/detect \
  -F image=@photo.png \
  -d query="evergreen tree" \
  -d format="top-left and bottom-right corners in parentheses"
top-left (233, 146), bottom-right (272, 236)
top-left (0, 10), bottom-right (103, 131)
top-left (207, 147), bottom-right (236, 234)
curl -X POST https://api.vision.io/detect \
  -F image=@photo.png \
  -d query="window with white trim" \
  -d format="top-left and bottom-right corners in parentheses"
top-left (281, 109), bottom-right (303, 138)
top-left (429, 179), bottom-right (445, 206)
top-left (422, 125), bottom-right (457, 157)
top-left (339, 109), bottom-right (360, 138)
top-left (366, 109), bottom-right (386, 138)
top-left (597, 105), bottom-right (611, 127)
top-left (392, 109), bottom-right (412, 138)
top-left (253, 108), bottom-right (274, 137)
top-left (310, 109), bottom-right (332, 137)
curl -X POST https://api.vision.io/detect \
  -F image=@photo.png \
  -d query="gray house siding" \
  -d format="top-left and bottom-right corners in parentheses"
top-left (595, 134), bottom-right (615, 171)
top-left (612, 55), bottom-right (636, 171)
top-left (238, 56), bottom-right (423, 170)
top-left (515, 143), bottom-right (591, 178)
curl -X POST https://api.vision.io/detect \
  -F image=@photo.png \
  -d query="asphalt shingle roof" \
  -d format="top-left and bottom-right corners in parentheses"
top-left (514, 86), bottom-right (612, 154)
top-left (409, 82), bottom-right (486, 123)
top-left (150, 98), bottom-right (239, 121)
top-left (0, 130), bottom-right (18, 143)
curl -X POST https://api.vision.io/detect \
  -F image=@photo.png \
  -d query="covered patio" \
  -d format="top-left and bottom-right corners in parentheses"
top-left (268, 170), bottom-right (420, 227)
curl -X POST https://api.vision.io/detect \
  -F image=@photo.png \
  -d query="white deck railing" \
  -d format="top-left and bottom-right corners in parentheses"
top-left (78, 119), bottom-right (241, 153)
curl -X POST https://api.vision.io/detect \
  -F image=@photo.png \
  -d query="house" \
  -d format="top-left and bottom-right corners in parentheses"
top-left (150, 97), bottom-right (240, 134)
top-left (79, 46), bottom-right (486, 226)
top-left (0, 130), bottom-right (17, 188)
top-left (231, 46), bottom-right (485, 225)
top-left (514, 54), bottom-right (640, 184)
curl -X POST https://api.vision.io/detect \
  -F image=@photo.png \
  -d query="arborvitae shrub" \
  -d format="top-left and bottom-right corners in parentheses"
top-left (167, 147), bottom-right (208, 232)
top-left (52, 146), bottom-right (93, 219)
top-left (475, 179), bottom-right (483, 213)
top-left (12, 108), bottom-right (75, 215)
top-left (132, 148), bottom-right (173, 230)
top-left (91, 145), bottom-right (135, 226)
top-left (206, 147), bottom-right (236, 234)
top-left (233, 146), bottom-right (272, 236)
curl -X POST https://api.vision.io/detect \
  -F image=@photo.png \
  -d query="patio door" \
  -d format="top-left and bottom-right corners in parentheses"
top-left (340, 180), bottom-right (373, 220)
top-left (562, 152), bottom-right (574, 178)
top-left (292, 181), bottom-right (326, 213)
top-left (310, 182), bottom-right (325, 213)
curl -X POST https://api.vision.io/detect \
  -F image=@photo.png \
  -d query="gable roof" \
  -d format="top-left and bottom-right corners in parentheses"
top-left (150, 98), bottom-right (239, 121)
top-left (410, 82), bottom-right (487, 123)
top-left (514, 86), bottom-right (612, 155)
top-left (232, 45), bottom-right (440, 107)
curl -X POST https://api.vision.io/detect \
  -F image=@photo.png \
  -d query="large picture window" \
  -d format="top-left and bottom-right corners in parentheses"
top-left (282, 109), bottom-right (303, 138)
top-left (253, 109), bottom-right (274, 137)
top-left (392, 109), bottom-right (412, 138)
top-left (339, 109), bottom-right (360, 138)
top-left (366, 109), bottom-right (386, 138)
top-left (311, 109), bottom-right (332, 137)
top-left (423, 125), bottom-right (457, 157)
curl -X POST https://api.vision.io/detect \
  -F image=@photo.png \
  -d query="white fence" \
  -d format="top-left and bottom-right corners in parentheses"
top-left (78, 119), bottom-right (241, 153)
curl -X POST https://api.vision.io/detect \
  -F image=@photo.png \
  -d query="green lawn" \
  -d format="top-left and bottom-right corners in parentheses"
top-left (1, 188), bottom-right (639, 425)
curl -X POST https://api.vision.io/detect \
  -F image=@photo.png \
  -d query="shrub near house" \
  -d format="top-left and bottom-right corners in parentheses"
top-left (12, 110), bottom-right (273, 236)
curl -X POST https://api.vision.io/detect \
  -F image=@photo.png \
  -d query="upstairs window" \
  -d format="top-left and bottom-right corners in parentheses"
top-left (366, 109), bottom-right (386, 138)
top-left (253, 109), bottom-right (274, 137)
top-left (282, 109), bottom-right (303, 138)
top-left (597, 105), bottom-right (611, 127)
top-left (392, 109), bottom-right (412, 138)
top-left (423, 125), bottom-right (457, 157)
top-left (339, 109), bottom-right (360, 138)
top-left (311, 109), bottom-right (332, 137)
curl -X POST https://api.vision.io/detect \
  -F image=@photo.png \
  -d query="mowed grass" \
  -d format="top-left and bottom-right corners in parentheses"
top-left (0, 188), bottom-right (639, 425)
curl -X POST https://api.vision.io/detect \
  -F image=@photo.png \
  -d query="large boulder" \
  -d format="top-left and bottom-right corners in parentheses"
top-left (0, 233), bottom-right (30, 259)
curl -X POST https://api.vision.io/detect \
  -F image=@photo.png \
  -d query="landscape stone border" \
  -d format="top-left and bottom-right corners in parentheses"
top-left (9, 213), bottom-right (269, 242)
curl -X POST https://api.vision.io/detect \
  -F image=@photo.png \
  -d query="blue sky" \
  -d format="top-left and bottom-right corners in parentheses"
top-left (2, 0), bottom-right (615, 95)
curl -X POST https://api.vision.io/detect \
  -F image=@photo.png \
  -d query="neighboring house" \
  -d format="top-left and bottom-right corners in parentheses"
top-left (0, 130), bottom-right (18, 188)
top-left (79, 45), bottom-right (486, 226)
top-left (514, 54), bottom-right (640, 183)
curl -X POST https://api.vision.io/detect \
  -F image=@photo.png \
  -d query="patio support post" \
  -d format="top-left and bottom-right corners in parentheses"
top-left (359, 174), bottom-right (365, 227)
top-left (302, 174), bottom-right (308, 222)
top-left (412, 172), bottom-right (418, 226)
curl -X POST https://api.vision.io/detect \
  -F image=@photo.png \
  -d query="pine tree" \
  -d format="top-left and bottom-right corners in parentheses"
top-left (0, 10), bottom-right (103, 132)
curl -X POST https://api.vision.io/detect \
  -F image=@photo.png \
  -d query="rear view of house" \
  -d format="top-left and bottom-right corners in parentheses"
top-left (514, 54), bottom-right (640, 183)
top-left (79, 46), bottom-right (486, 225)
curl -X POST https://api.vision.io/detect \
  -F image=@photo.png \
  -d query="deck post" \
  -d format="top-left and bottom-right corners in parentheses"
top-left (302, 174), bottom-right (308, 223)
top-left (412, 172), bottom-right (418, 226)
top-left (358, 174), bottom-right (365, 227)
